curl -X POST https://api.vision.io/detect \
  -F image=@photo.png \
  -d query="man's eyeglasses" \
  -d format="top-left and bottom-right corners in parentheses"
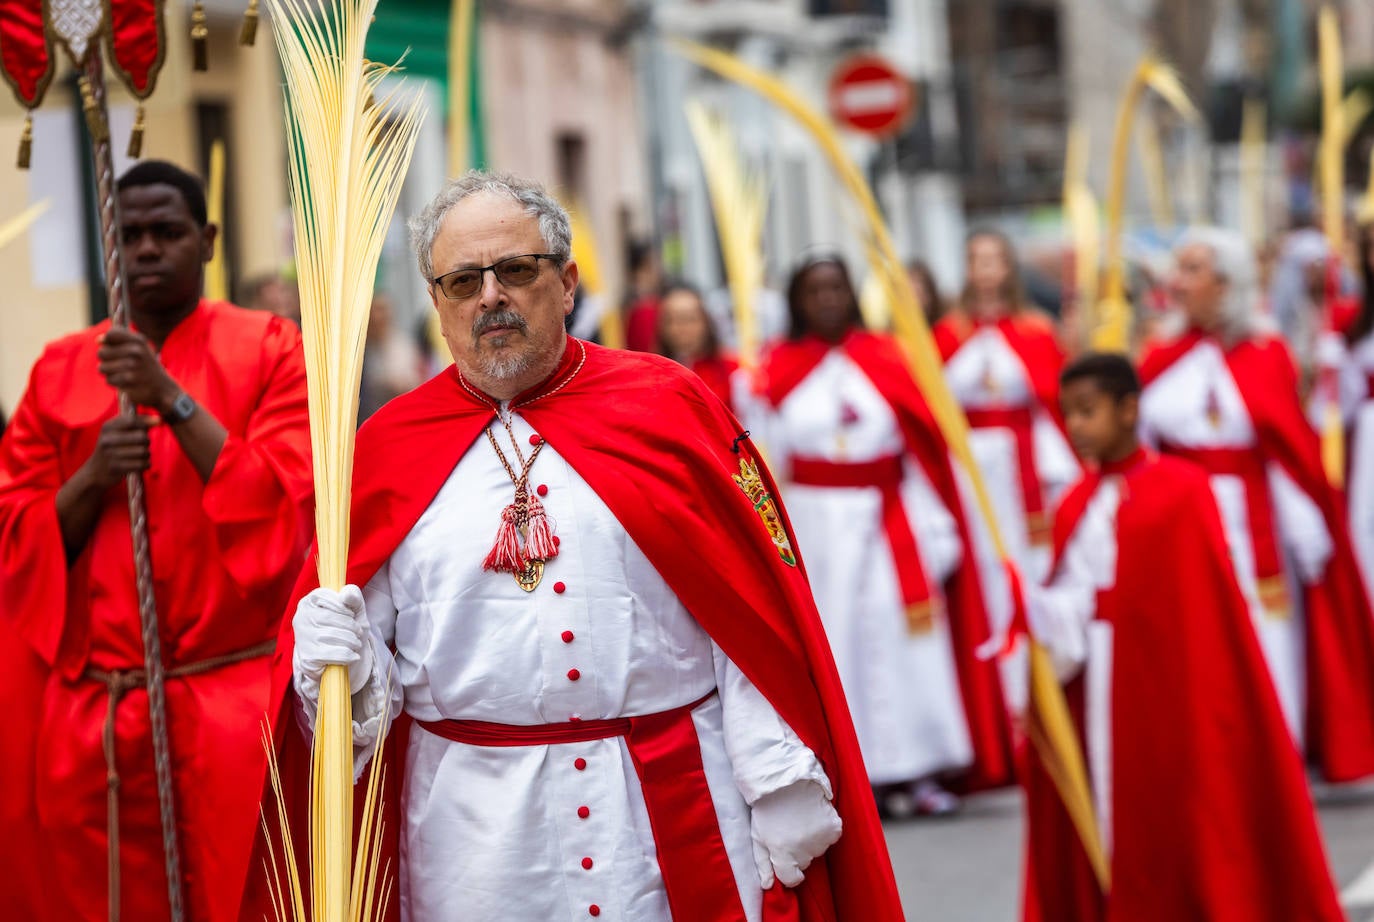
top-left (431, 253), bottom-right (562, 301)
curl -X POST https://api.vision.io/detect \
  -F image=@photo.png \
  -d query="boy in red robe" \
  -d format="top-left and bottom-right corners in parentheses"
top-left (0, 160), bottom-right (314, 921)
top-left (1021, 352), bottom-right (1344, 922)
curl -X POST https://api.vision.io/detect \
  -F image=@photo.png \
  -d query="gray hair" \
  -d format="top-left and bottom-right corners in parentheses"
top-left (1172, 225), bottom-right (1271, 344)
top-left (408, 170), bottom-right (572, 281)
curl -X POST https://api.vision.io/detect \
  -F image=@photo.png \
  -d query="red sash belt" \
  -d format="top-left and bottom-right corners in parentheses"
top-left (417, 691), bottom-right (747, 922)
top-left (790, 455), bottom-right (936, 629)
top-left (964, 405), bottom-right (1049, 544)
top-left (1160, 442), bottom-right (1289, 614)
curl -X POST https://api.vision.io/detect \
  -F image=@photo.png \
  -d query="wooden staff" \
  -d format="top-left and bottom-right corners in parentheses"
top-left (81, 49), bottom-right (186, 922)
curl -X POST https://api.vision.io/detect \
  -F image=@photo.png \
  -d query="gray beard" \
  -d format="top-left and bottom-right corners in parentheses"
top-left (475, 343), bottom-right (538, 381)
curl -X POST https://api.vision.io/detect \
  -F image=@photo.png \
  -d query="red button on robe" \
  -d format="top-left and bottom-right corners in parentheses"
top-left (0, 301), bottom-right (314, 922)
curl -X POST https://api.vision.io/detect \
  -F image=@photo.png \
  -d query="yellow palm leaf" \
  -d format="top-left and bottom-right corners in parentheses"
top-left (567, 203), bottom-right (624, 349)
top-left (684, 100), bottom-right (768, 368)
top-left (1099, 54), bottom-right (1200, 353)
top-left (671, 37), bottom-right (1111, 891)
top-left (1240, 98), bottom-right (1268, 247)
top-left (447, 0), bottom-right (476, 176)
top-left (0, 199), bottom-right (49, 251)
top-left (205, 140), bottom-right (229, 302)
top-left (266, 0), bottom-right (426, 915)
top-left (1319, 5), bottom-right (1345, 251)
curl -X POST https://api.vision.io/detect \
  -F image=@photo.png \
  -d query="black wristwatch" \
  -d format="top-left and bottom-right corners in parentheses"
top-left (162, 391), bottom-right (197, 425)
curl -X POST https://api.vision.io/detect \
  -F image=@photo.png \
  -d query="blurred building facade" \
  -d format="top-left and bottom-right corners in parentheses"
top-left (0, 0), bottom-right (650, 412)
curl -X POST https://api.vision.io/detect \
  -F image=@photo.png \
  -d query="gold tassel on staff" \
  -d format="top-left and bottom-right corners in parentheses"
top-left (264, 0), bottom-right (426, 915)
top-left (670, 37), bottom-right (1112, 892)
top-left (240, 0), bottom-right (260, 46)
top-left (683, 100), bottom-right (768, 370)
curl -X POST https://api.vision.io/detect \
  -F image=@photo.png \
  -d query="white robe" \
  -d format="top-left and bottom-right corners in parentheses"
top-left (1345, 332), bottom-right (1374, 602)
top-left (744, 349), bottom-right (975, 784)
top-left (1025, 476), bottom-right (1123, 857)
top-left (329, 410), bottom-right (828, 922)
top-left (942, 326), bottom-right (1079, 584)
top-left (1139, 339), bottom-right (1333, 746)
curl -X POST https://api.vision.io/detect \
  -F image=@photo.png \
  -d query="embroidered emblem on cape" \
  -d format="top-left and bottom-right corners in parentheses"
top-left (733, 457), bottom-right (797, 567)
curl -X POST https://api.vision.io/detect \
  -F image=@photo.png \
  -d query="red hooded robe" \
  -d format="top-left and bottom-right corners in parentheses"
top-left (1022, 450), bottom-right (1344, 922)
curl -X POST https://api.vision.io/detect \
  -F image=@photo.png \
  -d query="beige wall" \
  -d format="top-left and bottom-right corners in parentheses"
top-left (0, 8), bottom-right (290, 413)
top-left (481, 1), bottom-right (649, 306)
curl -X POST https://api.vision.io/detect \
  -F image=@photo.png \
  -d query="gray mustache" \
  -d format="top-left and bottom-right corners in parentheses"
top-left (472, 310), bottom-right (528, 339)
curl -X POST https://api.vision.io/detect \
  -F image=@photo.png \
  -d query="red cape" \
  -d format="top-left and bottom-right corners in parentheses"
top-left (1023, 452), bottom-right (1344, 922)
top-left (759, 331), bottom-right (1016, 791)
top-left (933, 311), bottom-right (1067, 427)
top-left (237, 340), bottom-right (904, 922)
top-left (1141, 331), bottom-right (1374, 781)
top-left (689, 352), bottom-right (742, 414)
top-left (0, 301), bottom-right (314, 922)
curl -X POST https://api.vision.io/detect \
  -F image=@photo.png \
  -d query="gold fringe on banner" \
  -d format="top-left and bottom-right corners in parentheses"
top-left (191, 1), bottom-right (209, 71)
top-left (241, 0), bottom-right (260, 46)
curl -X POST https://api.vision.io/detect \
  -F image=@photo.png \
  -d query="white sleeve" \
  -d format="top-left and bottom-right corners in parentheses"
top-left (294, 564), bottom-right (405, 780)
top-left (711, 644), bottom-right (832, 805)
top-left (1025, 482), bottom-right (1120, 681)
top-left (902, 461), bottom-right (963, 586)
top-left (1031, 411), bottom-right (1081, 505)
top-left (1267, 464), bottom-right (1334, 585)
top-left (1347, 404), bottom-right (1374, 595)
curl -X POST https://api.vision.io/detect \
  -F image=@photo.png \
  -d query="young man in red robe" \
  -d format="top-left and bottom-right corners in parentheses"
top-left (0, 160), bottom-right (314, 922)
top-left (1022, 352), bottom-right (1344, 922)
top-left (241, 172), bottom-right (903, 922)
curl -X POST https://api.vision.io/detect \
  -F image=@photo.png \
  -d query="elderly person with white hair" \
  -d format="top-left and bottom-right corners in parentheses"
top-left (1136, 226), bottom-right (1374, 784)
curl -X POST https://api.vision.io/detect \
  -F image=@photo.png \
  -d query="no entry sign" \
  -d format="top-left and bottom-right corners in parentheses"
top-left (827, 54), bottom-right (914, 138)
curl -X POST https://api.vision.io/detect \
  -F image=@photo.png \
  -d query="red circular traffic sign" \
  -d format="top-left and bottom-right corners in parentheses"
top-left (827, 54), bottom-right (914, 138)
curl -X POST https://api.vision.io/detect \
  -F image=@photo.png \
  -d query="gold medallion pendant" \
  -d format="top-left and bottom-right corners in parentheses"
top-left (515, 558), bottom-right (545, 592)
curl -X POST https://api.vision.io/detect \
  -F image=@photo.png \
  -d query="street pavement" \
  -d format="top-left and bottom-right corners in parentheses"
top-left (884, 782), bottom-right (1374, 920)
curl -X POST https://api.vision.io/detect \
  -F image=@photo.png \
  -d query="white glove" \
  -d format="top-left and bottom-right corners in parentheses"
top-left (292, 585), bottom-right (374, 696)
top-left (749, 780), bottom-right (842, 889)
top-left (1314, 331), bottom-right (1347, 372)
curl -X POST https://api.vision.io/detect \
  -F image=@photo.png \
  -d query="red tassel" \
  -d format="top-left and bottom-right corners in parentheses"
top-left (525, 497), bottom-right (559, 561)
top-left (482, 504), bottom-right (527, 572)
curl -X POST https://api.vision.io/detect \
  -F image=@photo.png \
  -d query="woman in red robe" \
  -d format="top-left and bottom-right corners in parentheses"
top-left (656, 281), bottom-right (741, 412)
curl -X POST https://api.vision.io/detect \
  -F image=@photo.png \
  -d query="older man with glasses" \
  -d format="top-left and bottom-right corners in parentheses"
top-left (258, 171), bottom-right (903, 922)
